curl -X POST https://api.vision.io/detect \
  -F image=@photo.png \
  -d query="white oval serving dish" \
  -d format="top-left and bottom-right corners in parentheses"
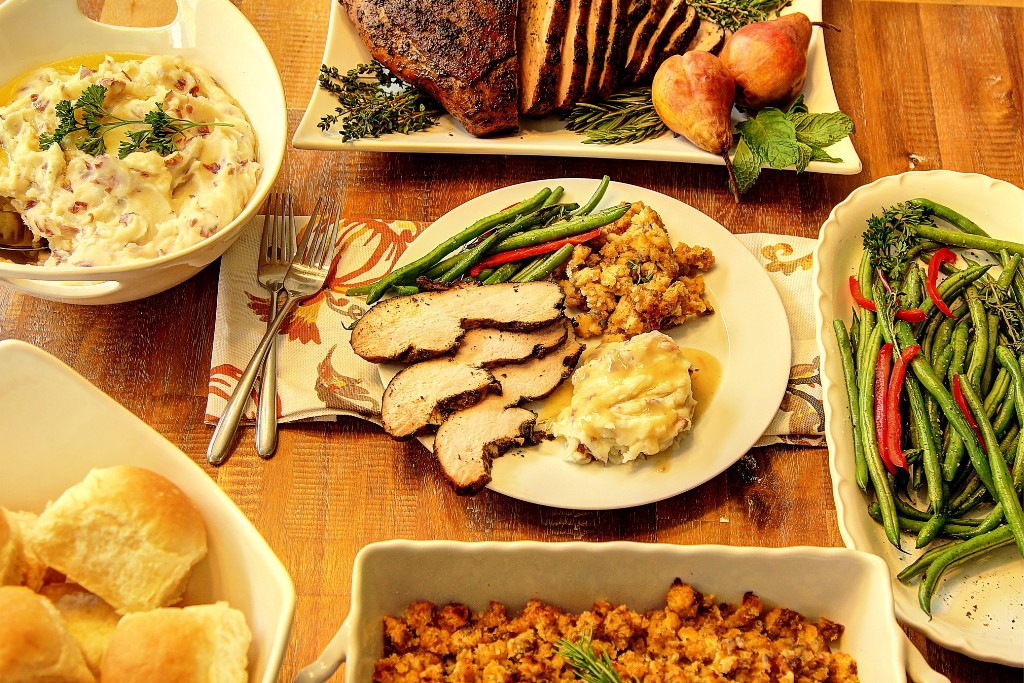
top-left (0, 0), bottom-right (286, 304)
top-left (813, 170), bottom-right (1024, 665)
top-left (0, 339), bottom-right (296, 683)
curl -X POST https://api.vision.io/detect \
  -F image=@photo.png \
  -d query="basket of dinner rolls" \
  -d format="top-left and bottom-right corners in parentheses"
top-left (0, 466), bottom-right (251, 682)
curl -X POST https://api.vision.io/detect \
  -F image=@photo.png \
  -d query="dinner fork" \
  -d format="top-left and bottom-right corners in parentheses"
top-left (255, 193), bottom-right (297, 459)
top-left (208, 197), bottom-right (341, 466)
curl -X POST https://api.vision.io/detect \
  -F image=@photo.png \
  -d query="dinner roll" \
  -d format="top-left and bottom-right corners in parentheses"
top-left (7, 510), bottom-right (47, 591)
top-left (0, 509), bottom-right (25, 587)
top-left (0, 585), bottom-right (96, 683)
top-left (40, 584), bottom-right (121, 677)
top-left (101, 602), bottom-right (251, 683)
top-left (29, 466), bottom-right (207, 614)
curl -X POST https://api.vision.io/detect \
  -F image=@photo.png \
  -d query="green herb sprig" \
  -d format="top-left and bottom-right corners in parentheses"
top-left (689, 0), bottom-right (793, 33)
top-left (38, 84), bottom-right (231, 159)
top-left (862, 201), bottom-right (934, 278)
top-left (563, 88), bottom-right (668, 145)
top-left (555, 632), bottom-right (628, 683)
top-left (317, 62), bottom-right (442, 141)
top-left (732, 95), bottom-right (855, 196)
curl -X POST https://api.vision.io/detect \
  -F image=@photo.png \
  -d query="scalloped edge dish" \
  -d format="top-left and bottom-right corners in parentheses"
top-left (813, 170), bottom-right (1024, 666)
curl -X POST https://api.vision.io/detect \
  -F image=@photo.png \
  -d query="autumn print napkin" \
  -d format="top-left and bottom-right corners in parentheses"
top-left (206, 221), bottom-right (824, 446)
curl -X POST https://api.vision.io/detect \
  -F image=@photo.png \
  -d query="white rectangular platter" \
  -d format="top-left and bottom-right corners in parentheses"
top-left (293, 0), bottom-right (861, 175)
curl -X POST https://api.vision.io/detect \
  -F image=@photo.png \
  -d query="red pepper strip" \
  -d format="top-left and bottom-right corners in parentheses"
top-left (894, 308), bottom-right (927, 322)
top-left (875, 343), bottom-right (896, 475)
top-left (927, 248), bottom-right (957, 318)
top-left (953, 374), bottom-right (987, 455)
top-left (468, 228), bottom-right (601, 277)
top-left (849, 276), bottom-right (876, 311)
top-left (886, 345), bottom-right (920, 470)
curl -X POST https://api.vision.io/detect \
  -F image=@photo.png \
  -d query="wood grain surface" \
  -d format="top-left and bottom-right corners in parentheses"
top-left (0, 0), bottom-right (1021, 681)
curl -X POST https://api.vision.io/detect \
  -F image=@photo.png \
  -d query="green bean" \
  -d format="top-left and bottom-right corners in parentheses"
top-left (510, 255), bottom-right (549, 283)
top-left (542, 186), bottom-right (564, 207)
top-left (872, 280), bottom-right (898, 345)
top-left (570, 175), bottom-right (610, 216)
top-left (913, 223), bottom-right (1023, 256)
top-left (474, 268), bottom-right (494, 281)
top-left (942, 320), bottom-right (971, 479)
top-left (860, 326), bottom-right (900, 547)
top-left (491, 204), bottom-right (629, 254)
top-left (910, 198), bottom-right (991, 237)
top-left (995, 347), bottom-right (1024, 492)
top-left (896, 322), bottom-right (995, 493)
top-left (903, 265), bottom-right (923, 308)
top-left (392, 285), bottom-right (419, 296)
top-left (927, 313), bottom-right (952, 366)
top-left (898, 540), bottom-right (965, 582)
top-left (526, 244), bottom-right (575, 281)
top-left (905, 241), bottom-right (943, 262)
top-left (1001, 250), bottom-right (1024, 305)
top-left (867, 504), bottom-right (979, 538)
top-left (959, 379), bottom-right (1024, 555)
top-left (344, 283), bottom-right (373, 296)
top-left (963, 287), bottom-right (989, 392)
top-left (365, 188), bottom-right (552, 304)
top-left (834, 320), bottom-right (869, 491)
top-left (984, 369), bottom-right (1011, 418)
top-left (856, 252), bottom-right (877, 372)
top-left (850, 310), bottom-right (861, 364)
top-left (908, 374), bottom-right (946, 547)
top-left (996, 253), bottom-right (1021, 293)
top-left (985, 314), bottom-right (1003, 398)
top-left (483, 261), bottom-right (521, 285)
top-left (919, 526), bottom-right (1015, 616)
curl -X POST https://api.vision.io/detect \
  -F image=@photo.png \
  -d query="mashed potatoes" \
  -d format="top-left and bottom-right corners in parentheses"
top-left (0, 55), bottom-right (258, 267)
top-left (551, 331), bottom-right (697, 464)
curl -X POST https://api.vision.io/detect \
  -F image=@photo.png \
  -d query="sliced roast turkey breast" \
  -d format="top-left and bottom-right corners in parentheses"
top-left (580, 0), bottom-right (613, 102)
top-left (596, 0), bottom-right (631, 97)
top-left (686, 18), bottom-right (727, 54)
top-left (632, 0), bottom-right (691, 82)
top-left (518, 0), bottom-right (570, 116)
top-left (622, 0), bottom-right (671, 82)
top-left (351, 281), bottom-right (565, 364)
top-left (382, 363), bottom-right (498, 439)
top-left (554, 0), bottom-right (593, 111)
top-left (379, 323), bottom-right (569, 439)
top-left (434, 332), bottom-right (585, 494)
top-left (656, 5), bottom-right (699, 66)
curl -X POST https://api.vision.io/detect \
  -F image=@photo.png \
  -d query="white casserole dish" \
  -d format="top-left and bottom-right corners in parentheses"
top-left (0, 340), bottom-right (296, 683)
top-left (295, 540), bottom-right (948, 683)
top-left (813, 170), bottom-right (1024, 665)
top-left (0, 0), bottom-right (286, 304)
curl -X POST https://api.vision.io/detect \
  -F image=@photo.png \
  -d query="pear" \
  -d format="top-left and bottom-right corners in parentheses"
top-left (652, 51), bottom-right (735, 155)
top-left (718, 12), bottom-right (813, 110)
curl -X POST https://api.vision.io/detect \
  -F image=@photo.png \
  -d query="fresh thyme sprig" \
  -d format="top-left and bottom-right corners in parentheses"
top-left (38, 84), bottom-right (231, 159)
top-left (317, 62), bottom-right (442, 141)
top-left (563, 88), bottom-right (668, 145)
top-left (863, 201), bottom-right (935, 279)
top-left (689, 0), bottom-right (793, 33)
top-left (555, 632), bottom-right (628, 683)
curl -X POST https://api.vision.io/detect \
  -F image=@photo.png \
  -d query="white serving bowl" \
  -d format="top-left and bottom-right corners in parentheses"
top-left (296, 540), bottom-right (948, 683)
top-left (0, 340), bottom-right (295, 683)
top-left (0, 0), bottom-right (286, 304)
top-left (813, 170), bottom-right (1024, 665)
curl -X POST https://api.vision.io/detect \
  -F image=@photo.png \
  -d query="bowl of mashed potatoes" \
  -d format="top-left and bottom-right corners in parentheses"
top-left (0, 0), bottom-right (286, 304)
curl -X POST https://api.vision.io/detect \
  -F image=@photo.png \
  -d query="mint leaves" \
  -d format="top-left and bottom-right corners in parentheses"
top-left (732, 96), bottom-right (855, 195)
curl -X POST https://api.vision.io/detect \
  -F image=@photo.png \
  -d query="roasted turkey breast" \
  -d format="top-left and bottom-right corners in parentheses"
top-left (351, 281), bottom-right (565, 364)
top-left (343, 0), bottom-right (519, 136)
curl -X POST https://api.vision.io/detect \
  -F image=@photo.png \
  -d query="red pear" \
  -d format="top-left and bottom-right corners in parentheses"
top-left (718, 12), bottom-right (813, 110)
top-left (652, 51), bottom-right (735, 155)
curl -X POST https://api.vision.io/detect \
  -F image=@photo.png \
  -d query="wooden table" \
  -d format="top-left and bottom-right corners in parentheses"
top-left (1, 0), bottom-right (1021, 680)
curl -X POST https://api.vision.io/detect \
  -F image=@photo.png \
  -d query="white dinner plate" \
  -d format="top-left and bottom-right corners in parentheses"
top-left (378, 178), bottom-right (791, 510)
top-left (813, 170), bottom-right (1024, 666)
top-left (293, 0), bottom-right (861, 176)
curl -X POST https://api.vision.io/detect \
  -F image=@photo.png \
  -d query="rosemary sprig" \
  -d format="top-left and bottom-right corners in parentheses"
top-left (563, 88), bottom-right (667, 145)
top-left (689, 0), bottom-right (793, 33)
top-left (38, 84), bottom-right (231, 159)
top-left (555, 632), bottom-right (628, 683)
top-left (317, 62), bottom-right (443, 141)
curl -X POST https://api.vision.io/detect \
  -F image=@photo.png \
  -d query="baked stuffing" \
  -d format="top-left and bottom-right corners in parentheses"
top-left (559, 202), bottom-right (715, 342)
top-left (373, 579), bottom-right (859, 682)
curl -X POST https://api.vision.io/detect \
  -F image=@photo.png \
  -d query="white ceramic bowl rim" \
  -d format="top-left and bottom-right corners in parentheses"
top-left (0, 0), bottom-right (286, 277)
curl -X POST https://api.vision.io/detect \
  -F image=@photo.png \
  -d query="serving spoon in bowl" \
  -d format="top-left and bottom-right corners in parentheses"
top-left (0, 210), bottom-right (46, 252)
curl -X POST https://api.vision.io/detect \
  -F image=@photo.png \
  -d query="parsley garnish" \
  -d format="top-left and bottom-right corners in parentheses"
top-left (732, 96), bottom-right (855, 196)
top-left (317, 62), bottom-right (442, 141)
top-left (38, 84), bottom-right (232, 159)
top-left (862, 201), bottom-right (933, 279)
